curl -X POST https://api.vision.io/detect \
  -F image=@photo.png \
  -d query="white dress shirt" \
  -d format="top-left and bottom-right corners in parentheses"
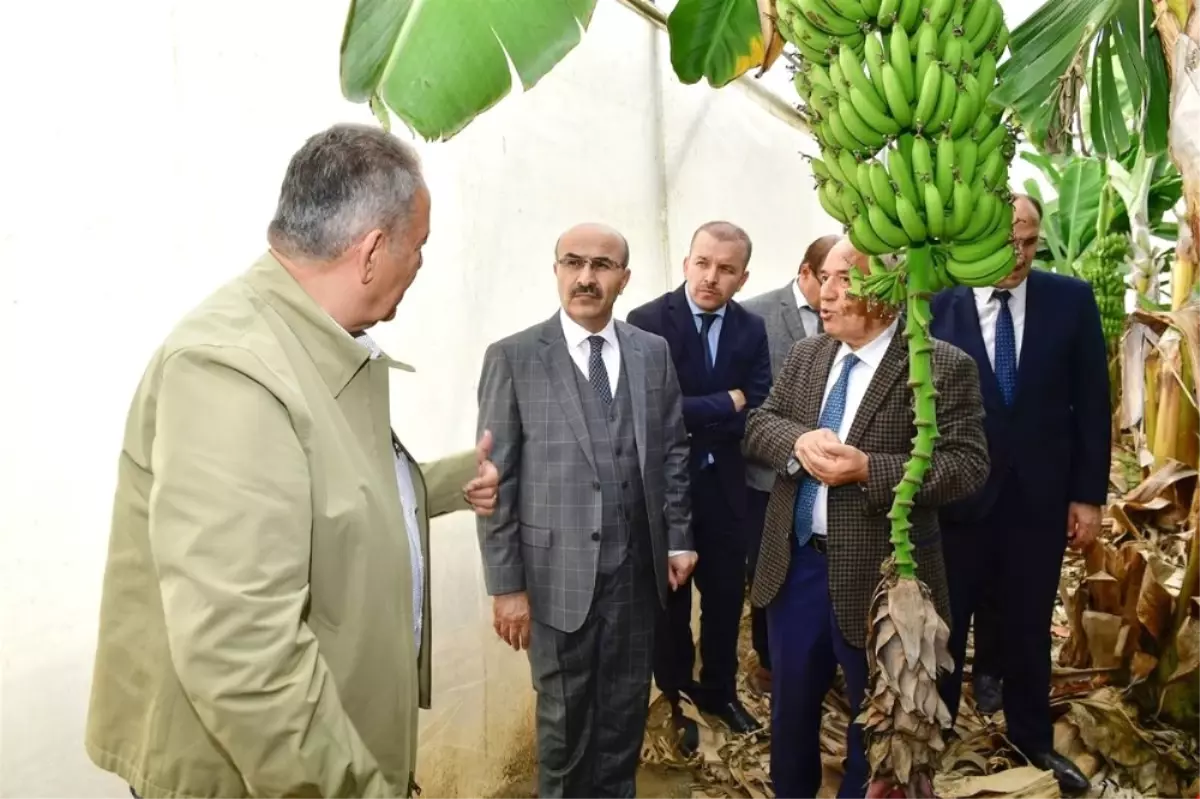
top-left (811, 319), bottom-right (899, 537)
top-left (355, 332), bottom-right (425, 651)
top-left (972, 278), bottom-right (1028, 368)
top-left (791, 279), bottom-right (821, 338)
top-left (558, 310), bottom-right (692, 558)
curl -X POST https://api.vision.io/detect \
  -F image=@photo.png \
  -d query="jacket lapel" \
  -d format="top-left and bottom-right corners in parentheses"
top-left (667, 284), bottom-right (705, 378)
top-left (713, 302), bottom-right (738, 378)
top-left (538, 316), bottom-right (598, 476)
top-left (806, 336), bottom-right (840, 428)
top-left (779, 284), bottom-right (806, 343)
top-left (952, 287), bottom-right (1001, 402)
top-left (845, 330), bottom-right (908, 448)
top-left (617, 323), bottom-right (649, 473)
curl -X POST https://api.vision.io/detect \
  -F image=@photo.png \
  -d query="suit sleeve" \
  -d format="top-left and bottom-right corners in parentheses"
top-left (658, 344), bottom-right (694, 552)
top-left (862, 349), bottom-right (990, 513)
top-left (713, 321), bottom-right (772, 437)
top-left (419, 450), bottom-right (475, 518)
top-left (475, 342), bottom-right (525, 596)
top-left (745, 343), bottom-right (812, 474)
top-left (626, 304), bottom-right (739, 430)
top-left (1068, 284), bottom-right (1112, 505)
top-left (148, 346), bottom-right (393, 798)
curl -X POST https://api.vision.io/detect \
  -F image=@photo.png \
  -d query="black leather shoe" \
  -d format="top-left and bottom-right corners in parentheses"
top-left (712, 698), bottom-right (762, 734)
top-left (1028, 750), bottom-right (1089, 795)
top-left (973, 673), bottom-right (1003, 715)
top-left (670, 706), bottom-right (699, 757)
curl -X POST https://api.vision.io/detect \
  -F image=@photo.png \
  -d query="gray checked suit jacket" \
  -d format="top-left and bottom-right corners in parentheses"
top-left (740, 281), bottom-right (820, 492)
top-left (476, 313), bottom-right (693, 634)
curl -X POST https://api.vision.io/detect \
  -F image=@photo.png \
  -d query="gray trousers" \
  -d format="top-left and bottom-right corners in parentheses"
top-left (528, 556), bottom-right (657, 798)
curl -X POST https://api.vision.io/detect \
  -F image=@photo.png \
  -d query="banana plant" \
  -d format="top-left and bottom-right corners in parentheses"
top-left (339, 0), bottom-right (778, 140)
top-left (993, 0), bottom-right (1171, 157)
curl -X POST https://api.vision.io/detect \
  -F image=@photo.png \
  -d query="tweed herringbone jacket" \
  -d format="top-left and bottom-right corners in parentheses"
top-left (744, 330), bottom-right (989, 648)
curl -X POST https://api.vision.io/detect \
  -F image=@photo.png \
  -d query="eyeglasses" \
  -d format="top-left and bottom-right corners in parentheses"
top-left (557, 255), bottom-right (624, 272)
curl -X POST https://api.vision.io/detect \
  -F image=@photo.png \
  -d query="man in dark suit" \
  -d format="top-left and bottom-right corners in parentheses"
top-left (739, 233), bottom-right (839, 692)
top-left (626, 221), bottom-right (772, 747)
top-left (477, 223), bottom-right (696, 797)
top-left (930, 195), bottom-right (1110, 794)
top-left (745, 237), bottom-right (989, 799)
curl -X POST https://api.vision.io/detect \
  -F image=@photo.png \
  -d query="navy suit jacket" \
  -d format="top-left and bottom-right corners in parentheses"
top-left (929, 269), bottom-right (1110, 532)
top-left (626, 284), bottom-right (772, 519)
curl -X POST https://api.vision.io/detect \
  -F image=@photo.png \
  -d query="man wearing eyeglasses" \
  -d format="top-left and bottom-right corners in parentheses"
top-left (475, 223), bottom-right (695, 798)
top-left (626, 221), bottom-right (772, 751)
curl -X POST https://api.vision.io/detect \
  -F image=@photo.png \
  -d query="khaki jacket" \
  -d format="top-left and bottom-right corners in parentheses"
top-left (86, 253), bottom-right (475, 797)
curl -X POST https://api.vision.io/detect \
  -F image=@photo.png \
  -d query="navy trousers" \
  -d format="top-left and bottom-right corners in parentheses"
top-left (767, 540), bottom-right (869, 799)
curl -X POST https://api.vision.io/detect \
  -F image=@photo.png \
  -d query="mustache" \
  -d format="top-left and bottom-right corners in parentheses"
top-left (572, 284), bottom-right (602, 298)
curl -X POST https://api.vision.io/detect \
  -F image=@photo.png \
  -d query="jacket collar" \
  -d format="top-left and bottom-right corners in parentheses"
top-left (242, 252), bottom-right (412, 397)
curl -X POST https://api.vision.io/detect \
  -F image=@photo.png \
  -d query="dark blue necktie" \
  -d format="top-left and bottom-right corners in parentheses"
top-left (698, 313), bottom-right (718, 374)
top-left (993, 290), bottom-right (1017, 405)
top-left (588, 336), bottom-right (612, 404)
top-left (793, 353), bottom-right (860, 546)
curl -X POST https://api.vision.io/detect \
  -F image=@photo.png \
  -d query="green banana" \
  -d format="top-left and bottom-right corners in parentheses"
top-left (825, 0), bottom-right (870, 23)
top-left (935, 133), bottom-right (955, 200)
top-left (976, 49), bottom-right (998, 102)
top-left (819, 181), bottom-right (850, 224)
top-left (887, 25), bottom-right (915, 101)
top-left (961, 0), bottom-right (991, 40)
top-left (868, 161), bottom-right (899, 220)
top-left (809, 63), bottom-right (837, 96)
top-left (792, 12), bottom-right (838, 51)
top-left (913, 21), bottom-right (938, 88)
top-left (851, 86), bottom-right (903, 135)
top-left (913, 65), bottom-right (942, 129)
top-left (949, 75), bottom-right (979, 138)
top-left (946, 180), bottom-right (973, 239)
top-left (864, 33), bottom-right (889, 101)
top-left (923, 182), bottom-right (946, 239)
top-left (838, 149), bottom-right (862, 189)
top-left (976, 121), bottom-right (1005, 161)
top-left (881, 64), bottom-right (914, 128)
top-left (851, 213), bottom-right (893, 255)
top-left (875, 0), bottom-right (900, 26)
top-left (942, 35), bottom-right (965, 78)
top-left (894, 194), bottom-right (928, 242)
top-left (887, 146), bottom-right (922, 207)
top-left (868, 255), bottom-right (889, 276)
top-left (839, 46), bottom-right (888, 115)
top-left (857, 161), bottom-right (877, 205)
top-left (989, 22), bottom-right (1010, 56)
top-left (925, 0), bottom-right (955, 33)
top-left (867, 202), bottom-right (911, 249)
top-left (925, 70), bottom-right (958, 133)
top-left (896, 0), bottom-right (922, 32)
top-left (979, 147), bottom-right (1004, 189)
top-left (861, 0), bottom-right (882, 18)
top-left (946, 245), bottom-right (1016, 287)
top-left (931, 249), bottom-right (955, 289)
top-left (823, 148), bottom-right (850, 184)
top-left (837, 97), bottom-right (887, 149)
top-left (829, 107), bottom-right (866, 151)
top-left (810, 157), bottom-right (832, 182)
top-left (841, 180), bottom-right (866, 219)
top-left (969, 1), bottom-right (1002, 55)
top-left (793, 36), bottom-right (834, 65)
top-left (796, 0), bottom-right (863, 36)
top-left (793, 70), bottom-right (813, 102)
top-left (958, 191), bottom-right (998, 241)
top-left (948, 220), bottom-right (1011, 261)
top-left (910, 135), bottom-right (934, 181)
top-left (956, 139), bottom-right (978, 186)
top-left (897, 132), bottom-right (916, 164)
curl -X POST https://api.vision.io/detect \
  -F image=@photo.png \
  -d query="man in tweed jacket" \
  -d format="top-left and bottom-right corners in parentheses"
top-left (744, 238), bottom-right (989, 798)
top-left (739, 232), bottom-right (838, 691)
top-left (476, 223), bottom-right (695, 798)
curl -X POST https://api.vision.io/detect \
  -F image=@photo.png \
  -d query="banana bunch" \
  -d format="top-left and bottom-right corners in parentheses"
top-left (1077, 233), bottom-right (1129, 346)
top-left (783, 0), bottom-right (1019, 298)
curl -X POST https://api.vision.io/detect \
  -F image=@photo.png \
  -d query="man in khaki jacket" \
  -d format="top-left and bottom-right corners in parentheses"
top-left (85, 123), bottom-right (499, 798)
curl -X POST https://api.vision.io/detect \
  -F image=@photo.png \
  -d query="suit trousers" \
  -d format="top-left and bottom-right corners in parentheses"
top-left (746, 488), bottom-right (772, 671)
top-left (654, 467), bottom-right (747, 706)
top-left (940, 478), bottom-right (1066, 755)
top-left (767, 539), bottom-right (869, 799)
top-left (527, 554), bottom-right (656, 798)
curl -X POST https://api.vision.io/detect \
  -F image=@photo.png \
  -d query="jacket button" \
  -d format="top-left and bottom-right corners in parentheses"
top-left (621, 480), bottom-right (629, 488)
top-left (615, 446), bottom-right (623, 455)
top-left (591, 531), bottom-right (601, 541)
top-left (592, 481), bottom-right (601, 490)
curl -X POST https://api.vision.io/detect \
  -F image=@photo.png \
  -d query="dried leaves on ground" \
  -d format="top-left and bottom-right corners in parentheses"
top-left (640, 451), bottom-right (1198, 799)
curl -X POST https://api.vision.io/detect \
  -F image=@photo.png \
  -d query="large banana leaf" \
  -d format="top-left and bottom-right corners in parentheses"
top-left (667, 0), bottom-right (766, 86)
top-left (340, 0), bottom-right (597, 140)
top-left (996, 0), bottom-right (1169, 157)
top-left (1022, 154), bottom-right (1106, 272)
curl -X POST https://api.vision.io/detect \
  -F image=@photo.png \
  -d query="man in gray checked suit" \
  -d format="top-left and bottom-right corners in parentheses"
top-left (476, 222), bottom-right (696, 798)
top-left (739, 232), bottom-right (838, 692)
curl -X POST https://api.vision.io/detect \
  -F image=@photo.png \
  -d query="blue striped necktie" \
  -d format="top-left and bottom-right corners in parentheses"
top-left (793, 353), bottom-right (860, 546)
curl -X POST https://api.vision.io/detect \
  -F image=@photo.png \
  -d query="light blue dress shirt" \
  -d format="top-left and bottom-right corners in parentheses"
top-left (684, 289), bottom-right (726, 362)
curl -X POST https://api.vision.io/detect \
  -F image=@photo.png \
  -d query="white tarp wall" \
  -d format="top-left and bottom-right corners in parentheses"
top-left (0, 0), bottom-right (849, 795)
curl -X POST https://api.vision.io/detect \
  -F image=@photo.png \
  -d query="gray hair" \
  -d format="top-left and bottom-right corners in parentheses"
top-left (268, 123), bottom-right (425, 260)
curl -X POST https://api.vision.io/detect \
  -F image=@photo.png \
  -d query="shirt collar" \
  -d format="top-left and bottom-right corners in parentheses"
top-left (973, 276), bottom-right (1028, 307)
top-left (791, 279), bottom-right (814, 312)
top-left (833, 317), bottom-right (898, 371)
top-left (559, 308), bottom-right (618, 350)
top-left (684, 287), bottom-right (726, 319)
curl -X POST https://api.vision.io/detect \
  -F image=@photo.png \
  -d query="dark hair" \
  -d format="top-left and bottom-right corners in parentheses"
top-left (690, 221), bottom-right (753, 267)
top-left (799, 234), bottom-right (842, 275)
top-left (268, 123), bottom-right (424, 260)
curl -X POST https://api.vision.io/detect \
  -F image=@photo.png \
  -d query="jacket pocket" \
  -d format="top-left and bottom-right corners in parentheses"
top-left (520, 525), bottom-right (552, 548)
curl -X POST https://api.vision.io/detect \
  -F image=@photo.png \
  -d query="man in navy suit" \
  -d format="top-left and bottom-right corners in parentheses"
top-left (930, 195), bottom-right (1110, 795)
top-left (627, 221), bottom-right (772, 749)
